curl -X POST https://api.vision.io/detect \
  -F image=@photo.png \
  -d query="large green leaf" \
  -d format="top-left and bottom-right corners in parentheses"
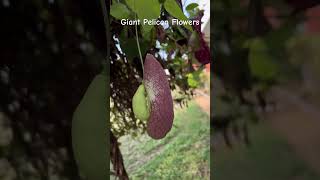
top-left (72, 74), bottom-right (108, 180)
top-left (125, 0), bottom-right (161, 33)
top-left (119, 36), bottom-right (148, 60)
top-left (110, 3), bottom-right (131, 19)
top-left (125, 0), bottom-right (137, 12)
top-left (164, 0), bottom-right (192, 30)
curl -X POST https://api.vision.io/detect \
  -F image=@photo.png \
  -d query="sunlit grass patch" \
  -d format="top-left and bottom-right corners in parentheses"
top-left (119, 102), bottom-right (210, 179)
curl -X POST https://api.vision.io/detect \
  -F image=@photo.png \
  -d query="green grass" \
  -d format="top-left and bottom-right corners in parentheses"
top-left (213, 122), bottom-right (320, 180)
top-left (118, 102), bottom-right (210, 179)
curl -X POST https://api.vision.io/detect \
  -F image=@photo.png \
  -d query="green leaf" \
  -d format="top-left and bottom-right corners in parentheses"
top-left (187, 70), bottom-right (201, 88)
top-left (164, 0), bottom-right (192, 30)
top-left (110, 3), bottom-right (131, 19)
top-left (119, 36), bottom-right (148, 60)
top-left (125, 0), bottom-right (137, 12)
top-left (186, 3), bottom-right (198, 11)
top-left (125, 0), bottom-right (161, 33)
top-left (72, 74), bottom-right (108, 180)
top-left (248, 38), bottom-right (279, 80)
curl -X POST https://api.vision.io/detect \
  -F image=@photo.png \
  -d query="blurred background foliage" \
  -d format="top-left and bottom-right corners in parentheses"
top-left (212, 0), bottom-right (320, 147)
top-left (0, 0), bottom-right (107, 179)
top-left (213, 0), bottom-right (320, 179)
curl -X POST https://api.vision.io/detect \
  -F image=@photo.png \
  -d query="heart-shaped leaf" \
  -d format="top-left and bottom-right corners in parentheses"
top-left (125, 0), bottom-right (161, 33)
top-left (164, 0), bottom-right (192, 30)
top-left (110, 3), bottom-right (131, 19)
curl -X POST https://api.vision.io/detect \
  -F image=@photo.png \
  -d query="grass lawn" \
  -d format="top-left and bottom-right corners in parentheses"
top-left (213, 122), bottom-right (320, 180)
top-left (117, 102), bottom-right (210, 179)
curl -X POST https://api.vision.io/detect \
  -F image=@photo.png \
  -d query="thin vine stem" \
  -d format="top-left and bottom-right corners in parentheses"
top-left (134, 0), bottom-right (144, 75)
top-left (135, 21), bottom-right (144, 74)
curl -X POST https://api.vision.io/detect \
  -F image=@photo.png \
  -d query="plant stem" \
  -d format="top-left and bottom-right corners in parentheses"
top-left (134, 1), bottom-right (144, 75)
top-left (135, 23), bottom-right (144, 74)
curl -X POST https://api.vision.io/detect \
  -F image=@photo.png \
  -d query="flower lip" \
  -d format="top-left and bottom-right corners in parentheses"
top-left (143, 54), bottom-right (174, 139)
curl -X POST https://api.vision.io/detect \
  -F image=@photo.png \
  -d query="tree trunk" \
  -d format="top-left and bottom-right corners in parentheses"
top-left (110, 131), bottom-right (129, 180)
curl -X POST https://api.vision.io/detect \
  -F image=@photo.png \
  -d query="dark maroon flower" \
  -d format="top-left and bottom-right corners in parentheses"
top-left (192, 11), bottom-right (211, 65)
top-left (195, 35), bottom-right (210, 65)
top-left (144, 54), bottom-right (174, 139)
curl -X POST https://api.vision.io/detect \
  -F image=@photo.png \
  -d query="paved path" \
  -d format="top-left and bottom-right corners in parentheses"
top-left (194, 90), bottom-right (210, 114)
